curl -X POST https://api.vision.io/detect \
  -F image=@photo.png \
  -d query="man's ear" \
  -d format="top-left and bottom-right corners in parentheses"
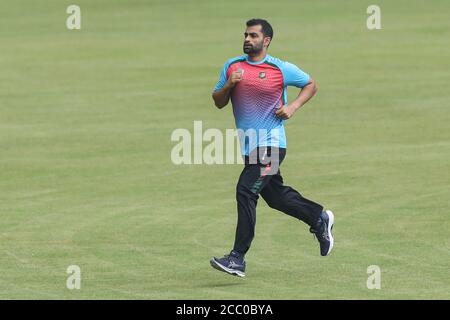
top-left (264, 37), bottom-right (272, 48)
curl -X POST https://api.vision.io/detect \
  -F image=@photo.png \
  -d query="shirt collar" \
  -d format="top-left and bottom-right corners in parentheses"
top-left (245, 54), bottom-right (269, 65)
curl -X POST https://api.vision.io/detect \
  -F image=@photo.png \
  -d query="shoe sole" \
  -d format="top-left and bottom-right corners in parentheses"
top-left (324, 210), bottom-right (334, 256)
top-left (210, 259), bottom-right (246, 278)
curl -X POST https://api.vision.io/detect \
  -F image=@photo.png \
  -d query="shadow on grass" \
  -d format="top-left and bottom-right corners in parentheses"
top-left (198, 279), bottom-right (245, 288)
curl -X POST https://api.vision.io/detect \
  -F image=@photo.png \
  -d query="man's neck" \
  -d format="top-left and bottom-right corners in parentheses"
top-left (247, 51), bottom-right (267, 63)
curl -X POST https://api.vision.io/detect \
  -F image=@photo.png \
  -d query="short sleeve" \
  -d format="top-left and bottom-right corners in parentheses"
top-left (213, 62), bottom-right (228, 92)
top-left (282, 62), bottom-right (311, 88)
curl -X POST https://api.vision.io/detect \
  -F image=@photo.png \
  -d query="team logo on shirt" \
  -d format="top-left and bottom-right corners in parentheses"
top-left (259, 72), bottom-right (266, 79)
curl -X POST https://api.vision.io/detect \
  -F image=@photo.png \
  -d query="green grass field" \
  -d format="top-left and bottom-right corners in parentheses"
top-left (1, 0), bottom-right (449, 299)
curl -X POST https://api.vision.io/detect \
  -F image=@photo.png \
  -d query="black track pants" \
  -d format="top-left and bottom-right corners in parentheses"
top-left (233, 147), bottom-right (323, 255)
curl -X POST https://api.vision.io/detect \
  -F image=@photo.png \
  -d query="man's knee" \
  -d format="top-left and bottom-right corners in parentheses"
top-left (236, 183), bottom-right (258, 201)
top-left (236, 183), bottom-right (250, 196)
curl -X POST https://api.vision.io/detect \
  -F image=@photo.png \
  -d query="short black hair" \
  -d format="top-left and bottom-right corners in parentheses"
top-left (246, 18), bottom-right (273, 40)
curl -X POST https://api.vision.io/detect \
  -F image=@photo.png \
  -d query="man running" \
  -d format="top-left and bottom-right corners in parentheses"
top-left (210, 19), bottom-right (334, 278)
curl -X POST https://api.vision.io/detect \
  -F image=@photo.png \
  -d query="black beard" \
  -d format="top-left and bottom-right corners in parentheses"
top-left (243, 43), bottom-right (263, 54)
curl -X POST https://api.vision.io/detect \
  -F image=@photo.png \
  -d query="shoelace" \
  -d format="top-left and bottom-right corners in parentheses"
top-left (224, 253), bottom-right (243, 265)
top-left (223, 254), bottom-right (236, 261)
top-left (310, 224), bottom-right (328, 242)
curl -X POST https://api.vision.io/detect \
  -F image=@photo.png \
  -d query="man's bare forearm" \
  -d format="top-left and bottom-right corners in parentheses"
top-left (212, 83), bottom-right (233, 108)
top-left (275, 78), bottom-right (318, 119)
top-left (290, 79), bottom-right (318, 111)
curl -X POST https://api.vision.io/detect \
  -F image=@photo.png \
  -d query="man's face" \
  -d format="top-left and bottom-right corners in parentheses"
top-left (243, 25), bottom-right (270, 54)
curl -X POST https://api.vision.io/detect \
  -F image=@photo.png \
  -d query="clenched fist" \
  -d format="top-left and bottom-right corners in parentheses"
top-left (226, 69), bottom-right (244, 88)
top-left (275, 104), bottom-right (296, 120)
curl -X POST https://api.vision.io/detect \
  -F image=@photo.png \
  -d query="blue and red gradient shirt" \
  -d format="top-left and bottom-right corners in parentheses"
top-left (213, 54), bottom-right (311, 155)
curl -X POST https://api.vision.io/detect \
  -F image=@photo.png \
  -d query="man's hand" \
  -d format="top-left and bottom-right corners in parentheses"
top-left (275, 104), bottom-right (296, 120)
top-left (212, 69), bottom-right (243, 108)
top-left (226, 69), bottom-right (243, 88)
top-left (275, 78), bottom-right (318, 119)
